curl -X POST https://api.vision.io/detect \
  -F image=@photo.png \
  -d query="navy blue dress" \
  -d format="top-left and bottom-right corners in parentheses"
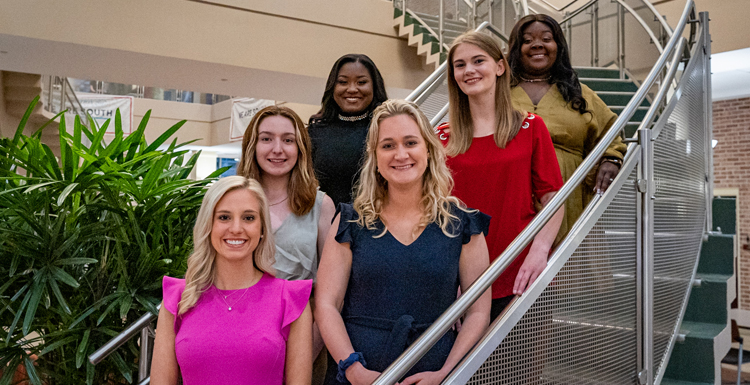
top-left (323, 203), bottom-right (490, 384)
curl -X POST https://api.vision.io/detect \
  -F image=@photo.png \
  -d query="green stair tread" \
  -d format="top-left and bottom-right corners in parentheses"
top-left (680, 321), bottom-right (726, 339)
top-left (698, 233), bottom-right (734, 276)
top-left (695, 272), bottom-right (732, 282)
top-left (712, 197), bottom-right (736, 234)
top-left (660, 379), bottom-right (712, 385)
top-left (574, 67), bottom-right (623, 79)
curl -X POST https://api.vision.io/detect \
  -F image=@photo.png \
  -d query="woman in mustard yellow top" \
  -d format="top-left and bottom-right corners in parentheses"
top-left (508, 14), bottom-right (627, 245)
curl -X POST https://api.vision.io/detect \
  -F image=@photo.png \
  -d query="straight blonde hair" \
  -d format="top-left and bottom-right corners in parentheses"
top-left (237, 105), bottom-right (318, 216)
top-left (178, 176), bottom-right (275, 315)
top-left (446, 31), bottom-right (525, 156)
top-left (353, 99), bottom-right (466, 238)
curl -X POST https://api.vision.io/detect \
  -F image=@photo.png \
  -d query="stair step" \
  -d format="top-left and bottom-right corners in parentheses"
top-left (610, 106), bottom-right (649, 122)
top-left (412, 12), bottom-right (468, 30)
top-left (664, 321), bottom-right (728, 383)
top-left (659, 379), bottom-right (712, 385)
top-left (711, 197), bottom-right (736, 234)
top-left (595, 91), bottom-right (650, 107)
top-left (684, 274), bottom-right (729, 324)
top-left (580, 78), bottom-right (639, 92)
top-left (698, 234), bottom-right (734, 277)
top-left (2, 71), bottom-right (42, 87)
top-left (3, 85), bottom-right (43, 102)
top-left (575, 66), bottom-right (624, 79)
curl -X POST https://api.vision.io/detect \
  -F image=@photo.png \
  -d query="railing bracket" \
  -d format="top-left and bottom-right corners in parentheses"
top-left (636, 179), bottom-right (648, 193)
top-left (638, 370), bottom-right (648, 384)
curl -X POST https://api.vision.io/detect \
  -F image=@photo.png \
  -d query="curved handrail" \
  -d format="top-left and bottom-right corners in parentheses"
top-left (616, 0), bottom-right (664, 54)
top-left (371, 1), bottom-right (695, 383)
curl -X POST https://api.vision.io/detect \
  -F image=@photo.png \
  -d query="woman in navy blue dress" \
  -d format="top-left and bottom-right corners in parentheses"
top-left (315, 99), bottom-right (492, 385)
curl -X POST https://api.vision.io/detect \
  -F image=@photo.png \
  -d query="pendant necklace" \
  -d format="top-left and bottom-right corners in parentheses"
top-left (216, 271), bottom-right (260, 311)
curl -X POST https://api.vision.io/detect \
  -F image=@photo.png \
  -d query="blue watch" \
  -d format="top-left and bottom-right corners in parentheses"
top-left (337, 352), bottom-right (367, 383)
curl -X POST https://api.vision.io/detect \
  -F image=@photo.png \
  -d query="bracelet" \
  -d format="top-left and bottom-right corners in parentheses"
top-left (601, 157), bottom-right (623, 167)
top-left (337, 352), bottom-right (366, 383)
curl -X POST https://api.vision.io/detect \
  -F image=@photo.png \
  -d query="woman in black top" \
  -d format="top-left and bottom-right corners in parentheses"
top-left (309, 54), bottom-right (388, 206)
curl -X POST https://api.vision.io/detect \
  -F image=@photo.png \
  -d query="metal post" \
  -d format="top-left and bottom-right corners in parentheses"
top-left (638, 127), bottom-right (654, 385)
top-left (472, 0), bottom-right (477, 29)
top-left (439, 1), bottom-right (445, 53)
top-left (701, 11), bottom-right (713, 233)
top-left (138, 325), bottom-right (150, 381)
top-left (501, 0), bottom-right (506, 34)
top-left (60, 78), bottom-right (67, 115)
top-left (567, 19), bottom-right (573, 56)
top-left (488, 0), bottom-right (494, 26)
top-left (618, 2), bottom-right (625, 79)
top-left (592, 1), bottom-right (599, 66)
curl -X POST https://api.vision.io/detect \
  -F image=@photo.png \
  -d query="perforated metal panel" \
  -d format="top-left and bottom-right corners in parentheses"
top-left (466, 167), bottom-right (639, 384)
top-left (650, 37), bottom-right (708, 380)
top-left (417, 80), bottom-right (450, 125)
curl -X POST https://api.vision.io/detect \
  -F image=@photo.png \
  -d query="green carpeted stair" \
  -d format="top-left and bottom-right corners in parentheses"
top-left (662, 197), bottom-right (736, 384)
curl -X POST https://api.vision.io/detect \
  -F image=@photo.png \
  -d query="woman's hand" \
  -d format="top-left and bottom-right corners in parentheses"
top-left (595, 160), bottom-right (620, 194)
top-left (512, 248), bottom-right (548, 295)
top-left (399, 369), bottom-right (449, 385)
top-left (346, 363), bottom-right (381, 385)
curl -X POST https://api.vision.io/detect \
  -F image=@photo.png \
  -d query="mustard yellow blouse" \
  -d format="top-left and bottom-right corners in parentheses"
top-left (511, 83), bottom-right (627, 245)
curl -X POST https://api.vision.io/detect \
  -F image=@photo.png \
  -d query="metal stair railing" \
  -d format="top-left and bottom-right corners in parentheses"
top-left (89, 1), bottom-right (704, 383)
top-left (371, 0), bottom-right (702, 383)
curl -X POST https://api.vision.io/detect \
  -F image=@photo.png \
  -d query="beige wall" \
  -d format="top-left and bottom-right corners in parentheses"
top-left (0, 0), bottom-right (431, 106)
top-left (655, 0), bottom-right (745, 55)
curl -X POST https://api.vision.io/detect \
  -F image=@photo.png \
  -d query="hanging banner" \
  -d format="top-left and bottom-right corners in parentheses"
top-left (229, 98), bottom-right (275, 141)
top-left (67, 94), bottom-right (134, 135)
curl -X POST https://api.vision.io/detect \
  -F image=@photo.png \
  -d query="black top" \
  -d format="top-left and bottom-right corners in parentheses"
top-left (308, 117), bottom-right (371, 206)
top-left (323, 203), bottom-right (491, 384)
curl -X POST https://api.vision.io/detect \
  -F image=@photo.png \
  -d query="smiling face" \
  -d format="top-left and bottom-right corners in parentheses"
top-left (520, 21), bottom-right (558, 77)
top-left (255, 115), bottom-right (298, 178)
top-left (375, 114), bottom-right (429, 189)
top-left (333, 61), bottom-right (375, 114)
top-left (451, 43), bottom-right (506, 98)
top-left (210, 188), bottom-right (263, 263)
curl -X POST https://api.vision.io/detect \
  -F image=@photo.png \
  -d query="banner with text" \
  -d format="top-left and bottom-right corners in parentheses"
top-left (67, 94), bottom-right (135, 135)
top-left (229, 98), bottom-right (276, 141)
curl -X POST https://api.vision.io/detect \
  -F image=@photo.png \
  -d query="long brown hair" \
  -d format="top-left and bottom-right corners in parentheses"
top-left (446, 31), bottom-right (524, 155)
top-left (237, 105), bottom-right (318, 216)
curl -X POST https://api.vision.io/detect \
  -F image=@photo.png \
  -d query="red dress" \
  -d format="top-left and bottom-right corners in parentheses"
top-left (438, 113), bottom-right (563, 299)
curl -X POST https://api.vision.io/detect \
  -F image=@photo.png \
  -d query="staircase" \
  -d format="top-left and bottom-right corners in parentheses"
top-left (2, 71), bottom-right (61, 154)
top-left (576, 67), bottom-right (651, 139)
top-left (393, 9), bottom-right (469, 69)
top-left (661, 197), bottom-right (736, 385)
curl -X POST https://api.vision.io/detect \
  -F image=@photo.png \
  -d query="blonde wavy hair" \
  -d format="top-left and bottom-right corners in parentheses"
top-left (446, 31), bottom-right (525, 156)
top-left (178, 176), bottom-right (276, 315)
top-left (352, 99), bottom-right (465, 238)
top-left (236, 105), bottom-right (319, 216)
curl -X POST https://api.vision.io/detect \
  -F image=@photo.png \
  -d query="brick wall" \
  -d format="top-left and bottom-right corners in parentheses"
top-left (712, 96), bottom-right (750, 311)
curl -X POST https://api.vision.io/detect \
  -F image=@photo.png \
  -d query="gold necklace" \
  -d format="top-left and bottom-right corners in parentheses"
top-left (519, 75), bottom-right (551, 83)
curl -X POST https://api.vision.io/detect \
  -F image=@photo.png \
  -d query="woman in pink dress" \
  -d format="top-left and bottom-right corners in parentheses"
top-left (151, 176), bottom-right (313, 385)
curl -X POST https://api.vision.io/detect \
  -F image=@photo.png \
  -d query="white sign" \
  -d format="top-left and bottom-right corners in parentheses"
top-left (68, 94), bottom-right (134, 135)
top-left (229, 98), bottom-right (275, 141)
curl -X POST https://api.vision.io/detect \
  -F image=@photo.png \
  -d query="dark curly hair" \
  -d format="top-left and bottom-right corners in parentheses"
top-left (508, 14), bottom-right (588, 115)
top-left (310, 54), bottom-right (388, 123)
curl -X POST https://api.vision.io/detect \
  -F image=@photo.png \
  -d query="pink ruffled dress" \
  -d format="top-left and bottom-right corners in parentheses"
top-left (162, 273), bottom-right (312, 385)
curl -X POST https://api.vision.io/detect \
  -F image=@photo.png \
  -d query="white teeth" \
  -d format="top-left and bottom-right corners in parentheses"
top-left (346, 98), bottom-right (359, 102)
top-left (393, 165), bottom-right (413, 170)
top-left (465, 78), bottom-right (480, 84)
top-left (226, 240), bottom-right (246, 245)
top-left (268, 159), bottom-right (285, 163)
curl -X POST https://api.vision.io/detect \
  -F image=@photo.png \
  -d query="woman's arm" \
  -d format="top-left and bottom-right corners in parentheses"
top-left (286, 303), bottom-right (313, 385)
top-left (150, 305), bottom-right (180, 385)
top-left (513, 191), bottom-right (564, 295)
top-left (400, 233), bottom-right (492, 385)
top-left (312, 195), bottom-right (336, 357)
top-left (315, 216), bottom-right (381, 385)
